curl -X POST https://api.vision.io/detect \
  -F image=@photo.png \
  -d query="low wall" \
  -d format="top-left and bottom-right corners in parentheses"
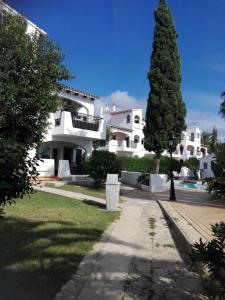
top-left (121, 171), bottom-right (142, 186)
top-left (36, 159), bottom-right (55, 177)
top-left (150, 174), bottom-right (168, 192)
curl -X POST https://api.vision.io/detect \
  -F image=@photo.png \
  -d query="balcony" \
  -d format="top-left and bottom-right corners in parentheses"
top-left (50, 111), bottom-right (105, 140)
top-left (71, 112), bottom-right (101, 131)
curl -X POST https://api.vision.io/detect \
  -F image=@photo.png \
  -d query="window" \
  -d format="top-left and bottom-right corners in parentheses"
top-left (134, 135), bottom-right (140, 143)
top-left (134, 115), bottom-right (140, 124)
top-left (127, 114), bottom-right (130, 123)
top-left (191, 132), bottom-right (195, 142)
top-left (141, 139), bottom-right (144, 145)
top-left (37, 147), bottom-right (50, 159)
top-left (203, 162), bottom-right (208, 170)
top-left (197, 133), bottom-right (200, 139)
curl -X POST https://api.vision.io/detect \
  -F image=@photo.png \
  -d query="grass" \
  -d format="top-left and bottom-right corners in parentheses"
top-left (163, 243), bottom-right (175, 248)
top-left (55, 183), bottom-right (106, 199)
top-left (0, 191), bottom-right (119, 300)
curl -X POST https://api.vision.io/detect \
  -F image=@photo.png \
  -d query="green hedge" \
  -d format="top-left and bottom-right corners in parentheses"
top-left (117, 156), bottom-right (181, 175)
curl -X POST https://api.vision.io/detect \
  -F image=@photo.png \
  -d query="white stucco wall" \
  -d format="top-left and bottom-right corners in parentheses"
top-left (200, 154), bottom-right (215, 178)
top-left (121, 171), bottom-right (142, 186)
top-left (36, 159), bottom-right (55, 176)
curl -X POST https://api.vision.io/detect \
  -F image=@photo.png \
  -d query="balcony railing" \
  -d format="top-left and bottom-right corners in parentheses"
top-left (116, 140), bottom-right (137, 149)
top-left (55, 111), bottom-right (102, 132)
top-left (72, 112), bottom-right (101, 131)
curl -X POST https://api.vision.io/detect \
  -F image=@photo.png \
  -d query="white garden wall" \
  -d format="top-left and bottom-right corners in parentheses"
top-left (36, 159), bottom-right (54, 177)
top-left (121, 171), bottom-right (142, 186)
top-left (150, 174), bottom-right (168, 192)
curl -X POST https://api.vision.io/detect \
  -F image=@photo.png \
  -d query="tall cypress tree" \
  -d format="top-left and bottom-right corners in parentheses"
top-left (144, 0), bottom-right (186, 173)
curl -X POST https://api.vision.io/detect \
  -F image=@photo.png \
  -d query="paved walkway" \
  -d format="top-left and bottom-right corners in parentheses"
top-left (54, 185), bottom-right (207, 300)
top-left (154, 189), bottom-right (225, 241)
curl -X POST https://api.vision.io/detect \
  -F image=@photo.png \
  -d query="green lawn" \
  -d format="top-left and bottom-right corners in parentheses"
top-left (55, 183), bottom-right (106, 199)
top-left (0, 192), bottom-right (119, 300)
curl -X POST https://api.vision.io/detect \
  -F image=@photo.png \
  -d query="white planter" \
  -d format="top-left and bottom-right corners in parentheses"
top-left (58, 160), bottom-right (71, 178)
top-left (121, 171), bottom-right (142, 186)
top-left (150, 174), bottom-right (168, 192)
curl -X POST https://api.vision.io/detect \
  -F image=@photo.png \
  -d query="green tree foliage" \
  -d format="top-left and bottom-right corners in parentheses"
top-left (184, 157), bottom-right (200, 172)
top-left (144, 0), bottom-right (186, 173)
top-left (214, 143), bottom-right (225, 170)
top-left (189, 222), bottom-right (225, 298)
top-left (220, 91), bottom-right (225, 118)
top-left (0, 10), bottom-right (71, 205)
top-left (93, 127), bottom-right (112, 150)
top-left (88, 151), bottom-right (121, 186)
top-left (201, 127), bottom-right (218, 154)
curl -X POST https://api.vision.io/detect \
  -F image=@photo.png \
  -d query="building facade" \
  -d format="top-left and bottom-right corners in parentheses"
top-left (35, 86), bottom-right (105, 176)
top-left (99, 107), bottom-right (146, 157)
top-left (99, 106), bottom-right (208, 161)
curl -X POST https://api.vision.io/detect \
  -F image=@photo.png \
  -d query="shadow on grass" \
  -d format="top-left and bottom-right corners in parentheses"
top-left (83, 199), bottom-right (105, 209)
top-left (0, 216), bottom-right (104, 300)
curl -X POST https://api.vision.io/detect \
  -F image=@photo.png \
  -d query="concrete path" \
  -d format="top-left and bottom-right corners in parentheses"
top-left (154, 189), bottom-right (225, 241)
top-left (54, 185), bottom-right (207, 300)
top-left (33, 185), bottom-right (105, 206)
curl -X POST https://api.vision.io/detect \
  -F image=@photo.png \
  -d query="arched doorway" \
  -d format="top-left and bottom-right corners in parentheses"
top-left (187, 145), bottom-right (194, 156)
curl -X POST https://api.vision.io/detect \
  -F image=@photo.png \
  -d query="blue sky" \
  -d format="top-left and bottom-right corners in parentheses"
top-left (7, 0), bottom-right (225, 139)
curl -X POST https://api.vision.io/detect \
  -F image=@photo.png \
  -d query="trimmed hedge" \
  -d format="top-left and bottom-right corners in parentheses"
top-left (117, 156), bottom-right (181, 175)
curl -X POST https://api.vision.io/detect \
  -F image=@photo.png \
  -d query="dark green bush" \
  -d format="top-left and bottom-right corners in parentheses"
top-left (159, 156), bottom-right (182, 174)
top-left (183, 157), bottom-right (200, 171)
top-left (189, 222), bottom-right (225, 297)
top-left (117, 156), bottom-right (181, 175)
top-left (203, 177), bottom-right (225, 199)
top-left (117, 156), bottom-right (155, 173)
top-left (88, 151), bottom-right (121, 186)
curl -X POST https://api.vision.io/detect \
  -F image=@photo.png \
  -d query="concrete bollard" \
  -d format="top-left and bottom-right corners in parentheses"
top-left (105, 174), bottom-right (120, 211)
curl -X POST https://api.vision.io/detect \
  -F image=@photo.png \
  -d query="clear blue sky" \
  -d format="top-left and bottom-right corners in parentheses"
top-left (6, 0), bottom-right (225, 139)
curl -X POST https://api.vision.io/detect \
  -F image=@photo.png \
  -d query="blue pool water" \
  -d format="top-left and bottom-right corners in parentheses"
top-left (175, 181), bottom-right (206, 191)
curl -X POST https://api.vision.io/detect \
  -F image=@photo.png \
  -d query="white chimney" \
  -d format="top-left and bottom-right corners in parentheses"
top-left (112, 103), bottom-right (116, 112)
top-left (100, 106), bottom-right (103, 117)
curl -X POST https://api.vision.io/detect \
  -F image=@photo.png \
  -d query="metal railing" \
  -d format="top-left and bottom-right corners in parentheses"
top-left (72, 112), bottom-right (102, 131)
top-left (54, 111), bottom-right (102, 132)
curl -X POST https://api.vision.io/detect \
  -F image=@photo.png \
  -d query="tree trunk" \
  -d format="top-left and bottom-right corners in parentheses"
top-left (155, 153), bottom-right (160, 174)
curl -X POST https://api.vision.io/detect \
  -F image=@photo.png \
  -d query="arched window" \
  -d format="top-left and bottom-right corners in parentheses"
top-left (191, 132), bottom-right (195, 142)
top-left (126, 114), bottom-right (130, 123)
top-left (134, 115), bottom-right (140, 124)
top-left (180, 145), bottom-right (184, 155)
top-left (141, 139), bottom-right (144, 145)
top-left (134, 135), bottom-right (140, 143)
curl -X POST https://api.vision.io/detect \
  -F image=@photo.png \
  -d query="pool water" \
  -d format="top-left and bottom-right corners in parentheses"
top-left (175, 181), bottom-right (206, 191)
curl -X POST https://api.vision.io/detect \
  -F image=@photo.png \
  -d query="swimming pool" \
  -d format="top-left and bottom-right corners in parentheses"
top-left (175, 181), bottom-right (207, 191)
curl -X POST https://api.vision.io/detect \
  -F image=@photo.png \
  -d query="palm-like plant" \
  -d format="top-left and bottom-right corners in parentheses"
top-left (201, 131), bottom-right (211, 146)
top-left (220, 92), bottom-right (225, 118)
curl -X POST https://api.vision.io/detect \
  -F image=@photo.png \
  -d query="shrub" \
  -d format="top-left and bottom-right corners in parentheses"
top-left (159, 156), bottom-right (182, 175)
top-left (189, 222), bottom-right (225, 275)
top-left (203, 177), bottom-right (225, 199)
top-left (117, 156), bottom-right (181, 175)
top-left (183, 157), bottom-right (199, 171)
top-left (88, 151), bottom-right (121, 186)
top-left (189, 222), bottom-right (225, 298)
top-left (117, 156), bottom-right (155, 173)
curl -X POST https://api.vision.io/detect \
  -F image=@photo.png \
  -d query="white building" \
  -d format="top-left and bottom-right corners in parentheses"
top-left (200, 154), bottom-right (215, 179)
top-left (165, 126), bottom-right (208, 162)
top-left (2, 2), bottom-right (105, 177)
top-left (36, 85), bottom-right (105, 177)
top-left (99, 106), bottom-right (208, 161)
top-left (100, 107), bottom-right (146, 157)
